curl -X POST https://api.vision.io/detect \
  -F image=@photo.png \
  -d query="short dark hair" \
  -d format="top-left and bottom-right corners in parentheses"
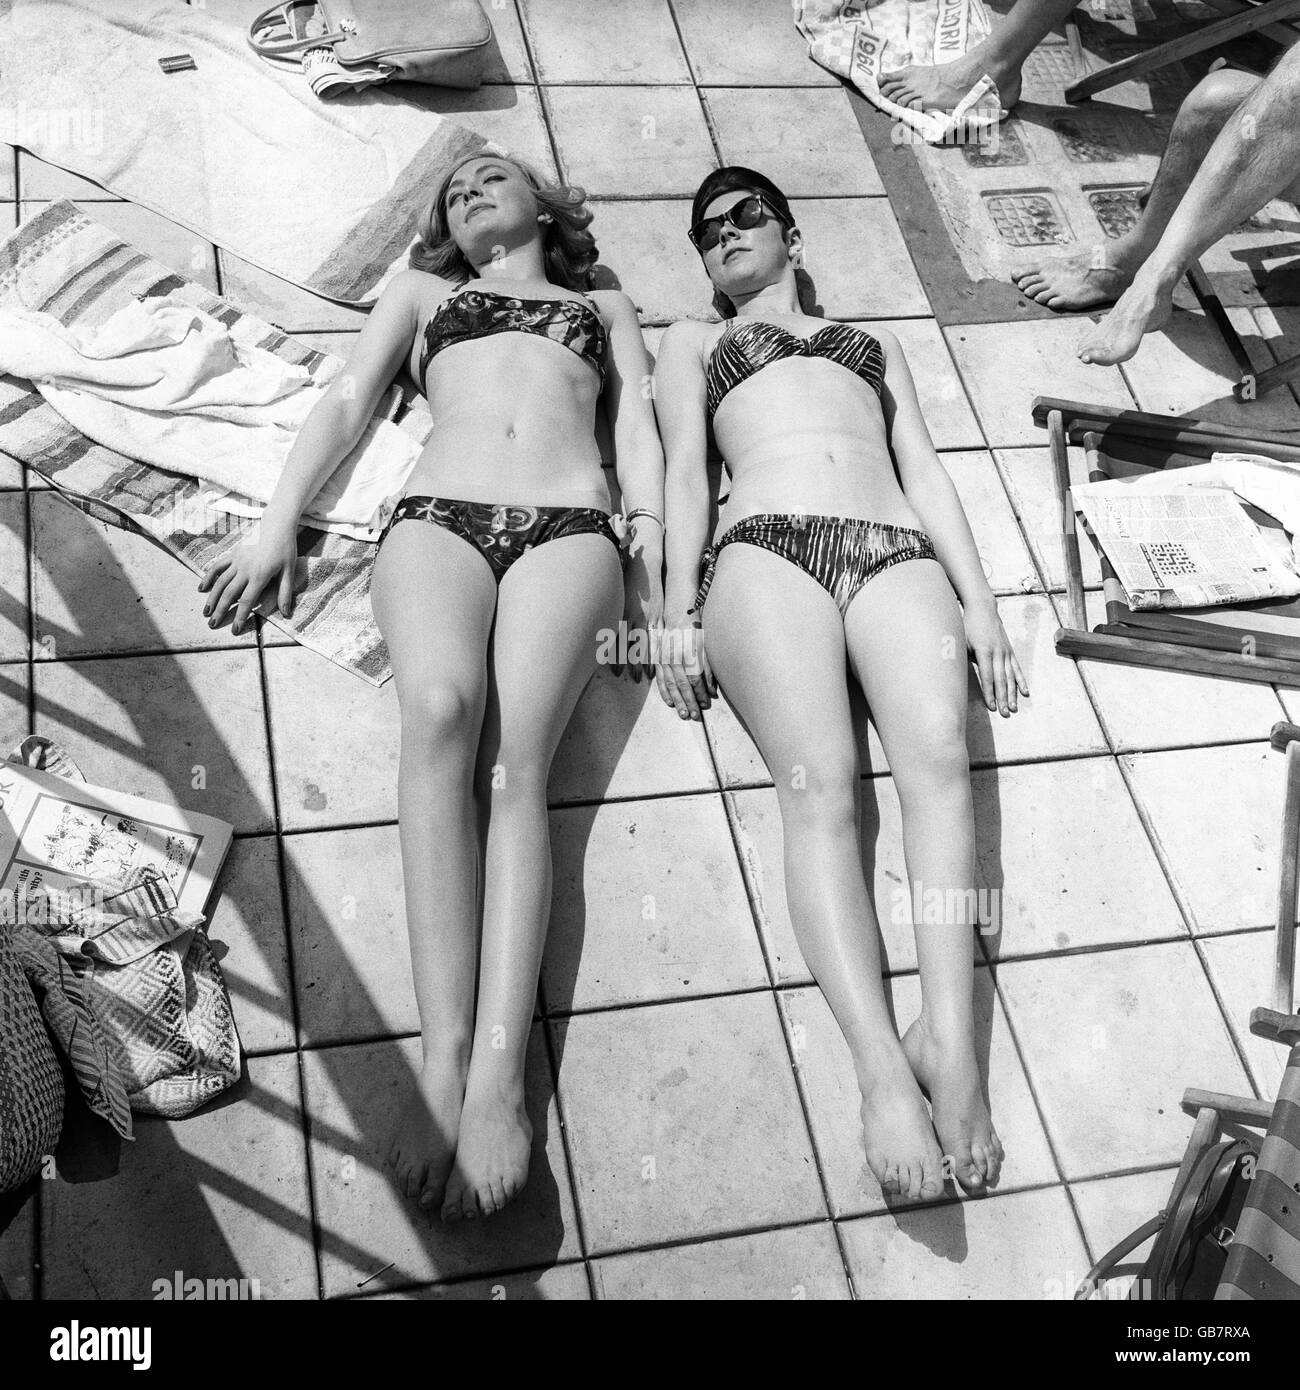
top-left (690, 167), bottom-right (798, 318)
top-left (690, 166), bottom-right (794, 234)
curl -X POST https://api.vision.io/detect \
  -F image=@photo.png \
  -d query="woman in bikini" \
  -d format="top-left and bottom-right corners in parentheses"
top-left (198, 152), bottom-right (665, 1221)
top-left (655, 167), bottom-right (1026, 1201)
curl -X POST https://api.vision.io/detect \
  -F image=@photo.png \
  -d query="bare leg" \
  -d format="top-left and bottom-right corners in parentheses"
top-left (369, 522), bottom-right (496, 1210)
top-left (844, 559), bottom-right (1003, 1193)
top-left (702, 547), bottom-right (945, 1202)
top-left (441, 533), bottom-right (623, 1221)
top-left (1012, 69), bottom-right (1259, 311)
top-left (878, 0), bottom-right (1078, 114)
top-left (1081, 44), bottom-right (1300, 365)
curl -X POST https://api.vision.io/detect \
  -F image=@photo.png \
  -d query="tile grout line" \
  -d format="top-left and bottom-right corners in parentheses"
top-left (251, 632), bottom-right (326, 1300)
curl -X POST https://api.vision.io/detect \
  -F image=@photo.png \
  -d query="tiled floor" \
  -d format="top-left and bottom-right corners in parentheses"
top-left (2, 0), bottom-right (1298, 1302)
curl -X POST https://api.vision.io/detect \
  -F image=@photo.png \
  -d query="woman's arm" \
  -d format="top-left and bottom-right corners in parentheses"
top-left (199, 271), bottom-right (426, 634)
top-left (652, 319), bottom-right (715, 718)
top-left (594, 289), bottom-right (665, 678)
top-left (876, 327), bottom-right (1028, 715)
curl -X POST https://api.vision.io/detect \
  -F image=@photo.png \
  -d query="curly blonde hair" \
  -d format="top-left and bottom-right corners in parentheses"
top-left (410, 152), bottom-right (599, 291)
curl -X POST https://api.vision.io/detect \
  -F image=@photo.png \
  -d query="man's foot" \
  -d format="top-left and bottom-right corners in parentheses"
top-left (878, 49), bottom-right (1022, 114)
top-left (856, 1051), bottom-right (948, 1201)
top-left (386, 1053), bottom-right (468, 1212)
top-left (902, 1014), bottom-right (1003, 1194)
top-left (440, 1078), bottom-right (532, 1222)
top-left (1011, 237), bottom-right (1147, 311)
top-left (1077, 271), bottom-right (1177, 366)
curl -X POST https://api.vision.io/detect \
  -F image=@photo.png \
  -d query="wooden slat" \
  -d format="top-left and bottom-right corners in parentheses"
top-left (1065, 0), bottom-right (1300, 103)
top-left (1275, 752), bottom-right (1300, 1013)
top-left (1050, 411), bottom-right (1089, 631)
top-left (1055, 628), bottom-right (1300, 683)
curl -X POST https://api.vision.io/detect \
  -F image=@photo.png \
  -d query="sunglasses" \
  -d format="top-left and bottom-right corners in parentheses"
top-left (689, 193), bottom-right (790, 253)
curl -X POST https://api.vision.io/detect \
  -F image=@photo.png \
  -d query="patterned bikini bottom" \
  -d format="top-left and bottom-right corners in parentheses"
top-left (379, 495), bottom-right (621, 584)
top-left (691, 512), bottom-right (938, 618)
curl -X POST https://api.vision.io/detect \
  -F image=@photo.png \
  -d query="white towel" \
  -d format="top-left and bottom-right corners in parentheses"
top-left (0, 295), bottom-right (419, 540)
top-left (795, 0), bottom-right (1000, 145)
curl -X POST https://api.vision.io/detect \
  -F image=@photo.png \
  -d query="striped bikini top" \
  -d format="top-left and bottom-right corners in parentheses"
top-left (705, 318), bottom-right (885, 418)
top-left (419, 287), bottom-right (608, 386)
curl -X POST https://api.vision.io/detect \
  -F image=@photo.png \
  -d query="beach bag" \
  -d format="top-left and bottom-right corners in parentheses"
top-left (0, 922), bottom-right (65, 1192)
top-left (1076, 1137), bottom-right (1259, 1300)
top-left (17, 865), bottom-right (241, 1128)
top-left (248, 0), bottom-right (492, 90)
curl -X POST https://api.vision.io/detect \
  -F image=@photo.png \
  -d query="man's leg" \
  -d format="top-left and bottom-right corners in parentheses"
top-left (1012, 69), bottom-right (1259, 310)
top-left (1080, 43), bottom-right (1300, 365)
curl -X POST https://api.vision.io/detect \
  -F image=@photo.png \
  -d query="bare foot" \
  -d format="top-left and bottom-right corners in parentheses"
top-left (1077, 272), bottom-right (1176, 366)
top-left (440, 1078), bottom-right (532, 1222)
top-left (386, 1053), bottom-right (467, 1213)
top-left (902, 1014), bottom-right (1003, 1194)
top-left (878, 50), bottom-right (1022, 114)
top-left (1011, 237), bottom-right (1147, 311)
top-left (857, 1051), bottom-right (948, 1201)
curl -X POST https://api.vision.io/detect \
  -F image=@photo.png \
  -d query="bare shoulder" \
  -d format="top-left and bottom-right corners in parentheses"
top-left (587, 287), bottom-right (640, 327)
top-left (391, 267), bottom-right (462, 313)
top-left (659, 317), bottom-right (714, 362)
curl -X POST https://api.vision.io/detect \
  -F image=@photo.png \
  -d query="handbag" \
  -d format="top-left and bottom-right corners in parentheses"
top-left (17, 865), bottom-right (241, 1128)
top-left (1076, 1137), bottom-right (1259, 1300)
top-left (249, 0), bottom-right (492, 91)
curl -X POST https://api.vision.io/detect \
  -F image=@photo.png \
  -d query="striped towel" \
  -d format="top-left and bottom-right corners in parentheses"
top-left (0, 201), bottom-right (425, 685)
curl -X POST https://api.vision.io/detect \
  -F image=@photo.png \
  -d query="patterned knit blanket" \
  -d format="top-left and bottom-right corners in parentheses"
top-left (0, 202), bottom-right (431, 684)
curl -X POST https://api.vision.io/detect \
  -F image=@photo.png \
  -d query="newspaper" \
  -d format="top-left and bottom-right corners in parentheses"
top-left (0, 761), bottom-right (232, 924)
top-left (1073, 478), bottom-right (1300, 610)
top-left (301, 46), bottom-right (393, 98)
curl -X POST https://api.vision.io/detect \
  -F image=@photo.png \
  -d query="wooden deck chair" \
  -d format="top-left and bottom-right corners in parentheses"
top-left (1034, 396), bottom-right (1300, 685)
top-left (1065, 0), bottom-right (1300, 104)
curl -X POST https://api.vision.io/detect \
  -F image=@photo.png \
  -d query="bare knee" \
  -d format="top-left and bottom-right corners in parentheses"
top-left (893, 710), bottom-right (970, 796)
top-left (778, 763), bottom-right (859, 835)
top-left (400, 682), bottom-right (483, 753)
top-left (1180, 70), bottom-right (1255, 128)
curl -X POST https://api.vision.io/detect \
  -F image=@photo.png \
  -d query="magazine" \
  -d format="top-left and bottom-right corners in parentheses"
top-left (0, 761), bottom-right (232, 922)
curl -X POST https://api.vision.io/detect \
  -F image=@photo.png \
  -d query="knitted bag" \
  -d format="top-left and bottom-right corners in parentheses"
top-left (18, 866), bottom-right (240, 1125)
top-left (0, 922), bottom-right (64, 1192)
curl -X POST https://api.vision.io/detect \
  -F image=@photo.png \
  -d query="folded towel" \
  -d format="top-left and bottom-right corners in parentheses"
top-left (795, 0), bottom-right (1000, 145)
top-left (0, 296), bottom-right (419, 539)
top-left (0, 201), bottom-right (420, 685)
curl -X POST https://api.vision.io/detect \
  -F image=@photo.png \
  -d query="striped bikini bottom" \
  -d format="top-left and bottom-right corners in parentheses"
top-left (690, 513), bottom-right (938, 618)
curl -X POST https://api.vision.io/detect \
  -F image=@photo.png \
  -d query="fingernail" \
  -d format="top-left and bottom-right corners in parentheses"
top-left (208, 619), bottom-right (215, 629)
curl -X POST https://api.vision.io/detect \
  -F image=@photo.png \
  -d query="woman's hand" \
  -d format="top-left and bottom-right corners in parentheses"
top-left (964, 599), bottom-right (1028, 717)
top-left (654, 611), bottom-right (716, 721)
top-left (197, 524), bottom-right (300, 637)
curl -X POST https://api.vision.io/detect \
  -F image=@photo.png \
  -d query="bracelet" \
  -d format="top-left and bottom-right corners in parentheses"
top-left (625, 509), bottom-right (665, 529)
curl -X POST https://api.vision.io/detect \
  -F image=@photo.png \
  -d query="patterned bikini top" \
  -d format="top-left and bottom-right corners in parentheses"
top-left (705, 318), bottom-right (886, 418)
top-left (418, 287), bottom-right (608, 386)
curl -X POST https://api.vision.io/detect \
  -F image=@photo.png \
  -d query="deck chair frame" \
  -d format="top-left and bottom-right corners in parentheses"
top-left (1033, 396), bottom-right (1300, 684)
top-left (1065, 0), bottom-right (1300, 103)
